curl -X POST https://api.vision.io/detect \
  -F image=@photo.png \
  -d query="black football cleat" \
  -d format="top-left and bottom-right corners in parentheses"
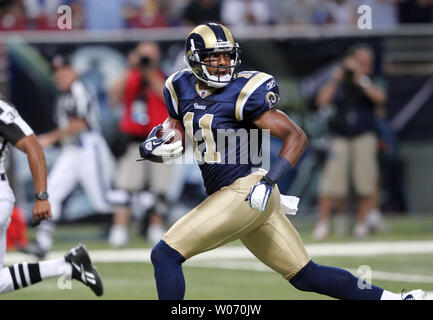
top-left (64, 244), bottom-right (104, 297)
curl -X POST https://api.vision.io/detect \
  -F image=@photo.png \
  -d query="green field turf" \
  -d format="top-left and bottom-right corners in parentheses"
top-left (2, 214), bottom-right (433, 300)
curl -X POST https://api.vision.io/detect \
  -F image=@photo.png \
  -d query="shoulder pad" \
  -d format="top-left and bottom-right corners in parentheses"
top-left (0, 100), bottom-right (19, 125)
top-left (235, 71), bottom-right (257, 80)
top-left (165, 70), bottom-right (185, 115)
top-left (234, 72), bottom-right (274, 121)
top-left (164, 69), bottom-right (191, 117)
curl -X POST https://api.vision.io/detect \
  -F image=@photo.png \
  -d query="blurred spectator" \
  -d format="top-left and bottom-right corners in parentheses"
top-left (63, 0), bottom-right (85, 29)
top-left (313, 44), bottom-right (387, 240)
top-left (270, 0), bottom-right (320, 25)
top-left (24, 0), bottom-right (61, 30)
top-left (398, 0), bottom-right (433, 23)
top-left (108, 42), bottom-right (174, 247)
top-left (0, 0), bottom-right (27, 31)
top-left (313, 0), bottom-right (334, 25)
top-left (123, 0), bottom-right (168, 28)
top-left (181, 0), bottom-right (222, 26)
top-left (324, 0), bottom-right (357, 27)
top-left (161, 0), bottom-right (190, 26)
top-left (3, 0), bottom-right (431, 31)
top-left (79, 0), bottom-right (123, 29)
top-left (221, 0), bottom-right (271, 26)
top-left (24, 0), bottom-right (85, 30)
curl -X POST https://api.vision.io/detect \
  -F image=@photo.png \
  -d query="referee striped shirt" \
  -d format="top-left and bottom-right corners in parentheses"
top-left (56, 80), bottom-right (100, 145)
top-left (0, 99), bottom-right (34, 174)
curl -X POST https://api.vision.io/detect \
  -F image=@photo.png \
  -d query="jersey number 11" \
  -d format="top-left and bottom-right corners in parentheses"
top-left (183, 112), bottom-right (221, 164)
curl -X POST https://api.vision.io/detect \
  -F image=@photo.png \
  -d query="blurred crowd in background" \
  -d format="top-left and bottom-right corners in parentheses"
top-left (0, 0), bottom-right (432, 248)
top-left (0, 0), bottom-right (432, 31)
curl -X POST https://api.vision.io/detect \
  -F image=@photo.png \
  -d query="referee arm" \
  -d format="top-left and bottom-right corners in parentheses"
top-left (15, 134), bottom-right (51, 222)
top-left (37, 117), bottom-right (87, 147)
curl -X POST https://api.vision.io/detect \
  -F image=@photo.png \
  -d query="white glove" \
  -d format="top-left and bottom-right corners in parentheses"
top-left (245, 178), bottom-right (274, 211)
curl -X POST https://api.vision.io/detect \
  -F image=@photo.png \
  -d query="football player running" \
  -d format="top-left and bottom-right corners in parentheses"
top-left (139, 23), bottom-right (426, 300)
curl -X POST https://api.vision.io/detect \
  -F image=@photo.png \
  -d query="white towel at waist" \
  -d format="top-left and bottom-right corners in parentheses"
top-left (280, 195), bottom-right (300, 216)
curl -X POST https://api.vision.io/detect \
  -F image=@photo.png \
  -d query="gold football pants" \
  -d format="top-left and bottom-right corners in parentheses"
top-left (163, 170), bottom-right (310, 280)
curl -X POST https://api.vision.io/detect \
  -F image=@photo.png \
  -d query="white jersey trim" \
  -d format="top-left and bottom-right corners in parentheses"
top-left (0, 99), bottom-right (33, 136)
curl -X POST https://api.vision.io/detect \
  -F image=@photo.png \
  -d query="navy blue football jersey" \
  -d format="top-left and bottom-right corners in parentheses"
top-left (164, 69), bottom-right (280, 195)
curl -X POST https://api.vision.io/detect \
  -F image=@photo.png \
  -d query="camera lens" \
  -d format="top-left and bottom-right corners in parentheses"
top-left (139, 56), bottom-right (151, 68)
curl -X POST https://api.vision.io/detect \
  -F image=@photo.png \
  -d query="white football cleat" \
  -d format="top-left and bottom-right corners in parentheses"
top-left (312, 221), bottom-right (329, 241)
top-left (147, 222), bottom-right (165, 245)
top-left (334, 214), bottom-right (349, 236)
top-left (353, 222), bottom-right (369, 239)
top-left (108, 224), bottom-right (129, 248)
top-left (366, 209), bottom-right (389, 233)
top-left (401, 289), bottom-right (427, 300)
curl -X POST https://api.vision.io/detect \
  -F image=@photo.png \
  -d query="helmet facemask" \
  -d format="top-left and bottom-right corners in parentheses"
top-left (186, 39), bottom-right (241, 88)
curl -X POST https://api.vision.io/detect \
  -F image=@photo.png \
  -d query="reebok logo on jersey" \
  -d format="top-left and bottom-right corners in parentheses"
top-left (194, 103), bottom-right (207, 110)
top-left (266, 80), bottom-right (276, 91)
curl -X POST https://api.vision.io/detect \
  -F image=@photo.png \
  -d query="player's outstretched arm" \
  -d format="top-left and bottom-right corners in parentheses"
top-left (15, 134), bottom-right (51, 222)
top-left (246, 109), bottom-right (308, 211)
top-left (254, 109), bottom-right (308, 168)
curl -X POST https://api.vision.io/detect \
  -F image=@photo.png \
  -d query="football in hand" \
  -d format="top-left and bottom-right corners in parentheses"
top-left (156, 119), bottom-right (185, 147)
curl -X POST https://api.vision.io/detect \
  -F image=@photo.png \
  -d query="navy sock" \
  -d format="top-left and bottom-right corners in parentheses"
top-left (289, 260), bottom-right (384, 300)
top-left (150, 240), bottom-right (186, 300)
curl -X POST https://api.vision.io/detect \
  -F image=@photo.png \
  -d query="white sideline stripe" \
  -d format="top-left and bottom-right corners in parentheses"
top-left (185, 260), bottom-right (433, 284)
top-left (305, 240), bottom-right (433, 257)
top-left (346, 269), bottom-right (433, 284)
top-left (187, 240), bottom-right (433, 260)
top-left (4, 241), bottom-right (433, 290)
top-left (184, 260), bottom-right (433, 291)
top-left (5, 240), bottom-right (433, 265)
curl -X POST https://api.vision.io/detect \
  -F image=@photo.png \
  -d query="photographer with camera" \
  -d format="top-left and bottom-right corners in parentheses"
top-left (313, 44), bottom-right (387, 240)
top-left (108, 42), bottom-right (174, 247)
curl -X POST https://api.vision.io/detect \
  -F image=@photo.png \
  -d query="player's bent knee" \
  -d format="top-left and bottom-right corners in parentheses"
top-left (150, 240), bottom-right (185, 268)
top-left (150, 241), bottom-right (164, 267)
top-left (289, 260), bottom-right (319, 292)
top-left (289, 259), bottom-right (364, 298)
